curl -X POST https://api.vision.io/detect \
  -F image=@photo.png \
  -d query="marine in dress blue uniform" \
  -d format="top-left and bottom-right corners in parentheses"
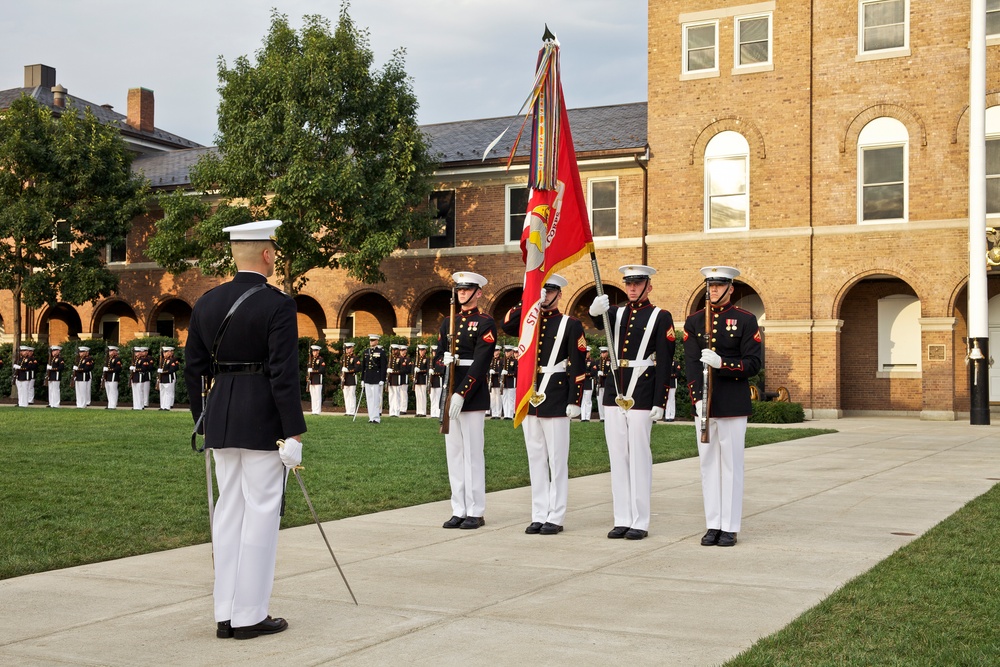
top-left (184, 220), bottom-right (306, 639)
top-left (158, 347), bottom-right (181, 410)
top-left (435, 271), bottom-right (497, 529)
top-left (502, 274), bottom-right (586, 534)
top-left (306, 345), bottom-right (325, 415)
top-left (361, 334), bottom-right (388, 422)
top-left (590, 265), bottom-right (676, 540)
top-left (413, 345), bottom-right (430, 416)
top-left (46, 346), bottom-right (65, 408)
top-left (340, 342), bottom-right (360, 415)
top-left (596, 347), bottom-right (612, 421)
top-left (683, 266), bottom-right (762, 548)
top-left (74, 347), bottom-right (95, 408)
top-left (103, 346), bottom-right (124, 409)
top-left (501, 345), bottom-right (517, 419)
top-left (14, 346), bottom-right (38, 407)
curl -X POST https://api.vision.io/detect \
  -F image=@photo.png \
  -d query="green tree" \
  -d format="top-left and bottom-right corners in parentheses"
top-left (148, 5), bottom-right (437, 293)
top-left (0, 94), bottom-right (149, 353)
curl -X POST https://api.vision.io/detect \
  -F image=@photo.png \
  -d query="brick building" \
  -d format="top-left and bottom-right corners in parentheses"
top-left (3, 1), bottom-right (1000, 419)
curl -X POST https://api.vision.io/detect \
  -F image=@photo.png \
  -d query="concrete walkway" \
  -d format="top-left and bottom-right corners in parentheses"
top-left (3, 418), bottom-right (999, 666)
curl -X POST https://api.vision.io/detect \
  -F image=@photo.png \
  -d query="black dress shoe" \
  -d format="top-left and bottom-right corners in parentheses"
top-left (217, 620), bottom-right (233, 639)
top-left (717, 531), bottom-right (738, 547)
top-left (524, 521), bottom-right (543, 534)
top-left (459, 516), bottom-right (485, 529)
top-left (607, 526), bottom-right (629, 539)
top-left (232, 616), bottom-right (288, 640)
top-left (442, 515), bottom-right (465, 529)
top-left (624, 528), bottom-right (648, 540)
top-left (701, 528), bottom-right (721, 546)
top-left (540, 522), bottom-right (563, 535)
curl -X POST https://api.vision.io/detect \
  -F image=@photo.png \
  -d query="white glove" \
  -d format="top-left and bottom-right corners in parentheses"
top-left (130, 366), bottom-right (136, 371)
top-left (157, 368), bottom-right (163, 373)
top-left (378, 380), bottom-right (384, 386)
top-left (500, 369), bottom-right (508, 376)
top-left (695, 400), bottom-right (704, 420)
top-left (46, 365), bottom-right (52, 370)
top-left (589, 294), bottom-right (610, 317)
top-left (700, 348), bottom-right (722, 369)
top-left (650, 406), bottom-right (664, 422)
top-left (340, 366), bottom-right (348, 373)
top-left (566, 404), bottom-right (581, 419)
top-left (102, 366), bottom-right (108, 372)
top-left (73, 365), bottom-right (79, 371)
top-left (442, 351), bottom-right (455, 366)
top-left (489, 369), bottom-right (496, 374)
top-left (306, 367), bottom-right (312, 373)
top-left (448, 393), bottom-right (464, 420)
top-left (13, 364), bottom-right (20, 370)
top-left (278, 437), bottom-right (302, 469)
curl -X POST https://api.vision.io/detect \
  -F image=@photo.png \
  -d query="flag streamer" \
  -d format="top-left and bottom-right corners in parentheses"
top-left (512, 33), bottom-right (595, 427)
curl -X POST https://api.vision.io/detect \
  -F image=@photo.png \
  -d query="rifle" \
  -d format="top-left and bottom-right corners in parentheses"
top-left (439, 287), bottom-right (457, 434)
top-left (700, 281), bottom-right (713, 444)
top-left (156, 349), bottom-right (164, 391)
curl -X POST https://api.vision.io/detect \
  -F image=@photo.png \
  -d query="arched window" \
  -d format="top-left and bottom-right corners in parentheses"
top-left (705, 131), bottom-right (750, 231)
top-left (858, 117), bottom-right (908, 224)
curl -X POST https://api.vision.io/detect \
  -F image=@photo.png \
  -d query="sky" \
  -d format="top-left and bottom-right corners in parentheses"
top-left (1, 0), bottom-right (648, 147)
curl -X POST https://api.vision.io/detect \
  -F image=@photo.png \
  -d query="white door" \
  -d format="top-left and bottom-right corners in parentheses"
top-left (988, 296), bottom-right (1000, 401)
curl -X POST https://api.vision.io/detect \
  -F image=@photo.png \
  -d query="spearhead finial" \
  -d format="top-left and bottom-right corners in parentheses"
top-left (542, 24), bottom-right (556, 42)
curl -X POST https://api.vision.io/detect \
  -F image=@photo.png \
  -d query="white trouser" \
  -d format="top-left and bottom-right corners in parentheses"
top-left (665, 387), bottom-right (676, 420)
top-left (502, 388), bottom-right (515, 418)
top-left (414, 383), bottom-right (427, 416)
top-left (160, 381), bottom-right (176, 410)
top-left (398, 383), bottom-right (408, 414)
top-left (522, 415), bottom-right (570, 526)
top-left (603, 406), bottom-right (654, 531)
top-left (106, 381), bottom-right (119, 409)
top-left (48, 381), bottom-right (61, 407)
top-left (211, 447), bottom-right (284, 627)
top-left (698, 416), bottom-right (747, 533)
top-left (309, 383), bottom-right (322, 414)
top-left (364, 383), bottom-right (383, 422)
top-left (445, 410), bottom-right (487, 518)
top-left (580, 389), bottom-right (594, 421)
top-left (133, 381), bottom-right (150, 409)
top-left (597, 387), bottom-right (606, 420)
top-left (343, 384), bottom-right (357, 416)
top-left (17, 380), bottom-right (31, 406)
top-left (490, 387), bottom-right (503, 417)
top-left (79, 380), bottom-right (92, 406)
top-left (388, 383), bottom-right (401, 416)
top-left (429, 386), bottom-right (442, 418)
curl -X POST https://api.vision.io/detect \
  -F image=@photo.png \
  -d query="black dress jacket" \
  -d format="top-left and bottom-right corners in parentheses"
top-left (185, 271), bottom-right (307, 451)
top-left (683, 303), bottom-right (762, 418)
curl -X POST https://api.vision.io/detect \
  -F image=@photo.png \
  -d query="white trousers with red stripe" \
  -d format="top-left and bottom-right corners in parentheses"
top-left (211, 447), bottom-right (284, 627)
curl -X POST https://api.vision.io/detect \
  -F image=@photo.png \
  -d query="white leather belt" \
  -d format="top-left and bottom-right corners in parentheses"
top-left (456, 359), bottom-right (473, 367)
top-left (619, 359), bottom-right (655, 368)
top-left (539, 361), bottom-right (567, 373)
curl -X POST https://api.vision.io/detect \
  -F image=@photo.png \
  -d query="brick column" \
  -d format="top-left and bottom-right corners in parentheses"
top-left (919, 317), bottom-right (957, 421)
top-left (755, 319), bottom-right (822, 417)
top-left (809, 320), bottom-right (843, 419)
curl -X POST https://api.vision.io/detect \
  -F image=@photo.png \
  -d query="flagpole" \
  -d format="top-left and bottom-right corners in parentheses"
top-left (588, 251), bottom-right (622, 399)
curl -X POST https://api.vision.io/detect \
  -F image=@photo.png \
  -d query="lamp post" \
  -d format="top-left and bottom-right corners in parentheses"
top-left (969, 0), bottom-right (989, 424)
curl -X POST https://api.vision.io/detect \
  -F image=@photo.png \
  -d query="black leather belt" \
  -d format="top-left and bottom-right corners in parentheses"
top-left (213, 362), bottom-right (267, 375)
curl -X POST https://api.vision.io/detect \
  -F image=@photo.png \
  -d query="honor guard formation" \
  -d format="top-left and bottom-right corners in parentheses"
top-left (7, 230), bottom-right (763, 639)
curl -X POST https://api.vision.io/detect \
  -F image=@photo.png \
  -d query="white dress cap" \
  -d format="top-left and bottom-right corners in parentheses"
top-left (368, 334), bottom-right (381, 340)
top-left (108, 346), bottom-right (119, 351)
top-left (599, 346), bottom-right (608, 351)
top-left (20, 345), bottom-right (32, 351)
top-left (700, 266), bottom-right (741, 283)
top-left (78, 347), bottom-right (89, 352)
top-left (162, 347), bottom-right (174, 351)
top-left (135, 347), bottom-right (148, 352)
top-left (417, 344), bottom-right (427, 349)
top-left (310, 345), bottom-right (321, 350)
top-left (452, 271), bottom-right (488, 289)
top-left (51, 345), bottom-right (62, 350)
top-left (223, 220), bottom-right (282, 243)
top-left (619, 265), bottom-right (657, 281)
top-left (543, 274), bottom-right (568, 289)
top-left (344, 342), bottom-right (355, 347)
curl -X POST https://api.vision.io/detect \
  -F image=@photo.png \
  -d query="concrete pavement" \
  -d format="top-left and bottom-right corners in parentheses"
top-left (2, 417), bottom-right (999, 666)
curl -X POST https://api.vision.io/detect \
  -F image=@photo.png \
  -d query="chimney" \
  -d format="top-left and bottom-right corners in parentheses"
top-left (51, 84), bottom-right (67, 108)
top-left (127, 87), bottom-right (154, 133)
top-left (24, 64), bottom-right (56, 89)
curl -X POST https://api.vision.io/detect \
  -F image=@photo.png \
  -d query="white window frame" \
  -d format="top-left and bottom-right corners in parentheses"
top-left (588, 177), bottom-right (619, 239)
top-left (733, 12), bottom-right (773, 74)
top-left (704, 131), bottom-right (750, 232)
top-left (682, 20), bottom-right (719, 79)
top-left (857, 0), bottom-right (910, 61)
top-left (505, 184), bottom-right (529, 245)
top-left (989, 0), bottom-right (1000, 43)
top-left (858, 117), bottom-right (908, 225)
top-left (987, 106), bottom-right (1000, 218)
top-left (877, 294), bottom-right (921, 374)
top-left (106, 242), bottom-right (127, 264)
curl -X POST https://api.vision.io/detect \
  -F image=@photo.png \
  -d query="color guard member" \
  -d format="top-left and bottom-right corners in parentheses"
top-left (103, 346), bottom-right (123, 409)
top-left (158, 347), bottom-right (181, 410)
top-left (306, 345), bottom-right (325, 415)
top-left (340, 342), bottom-right (360, 416)
top-left (74, 347), bottom-right (95, 408)
top-left (14, 346), bottom-right (38, 407)
top-left (413, 344), bottom-right (430, 417)
top-left (361, 334), bottom-right (387, 423)
top-left (46, 345), bottom-right (65, 408)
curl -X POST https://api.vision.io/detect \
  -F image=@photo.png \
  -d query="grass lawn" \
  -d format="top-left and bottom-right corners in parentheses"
top-left (0, 406), bottom-right (828, 580)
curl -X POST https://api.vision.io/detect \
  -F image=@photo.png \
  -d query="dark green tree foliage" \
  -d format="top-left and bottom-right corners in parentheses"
top-left (0, 95), bottom-right (149, 350)
top-left (149, 6), bottom-right (437, 293)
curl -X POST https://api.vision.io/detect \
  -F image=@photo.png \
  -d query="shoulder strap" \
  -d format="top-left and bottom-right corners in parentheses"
top-left (211, 283), bottom-right (268, 365)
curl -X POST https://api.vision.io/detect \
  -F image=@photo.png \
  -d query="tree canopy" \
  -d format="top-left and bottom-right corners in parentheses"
top-left (0, 94), bottom-right (149, 348)
top-left (148, 6), bottom-right (437, 292)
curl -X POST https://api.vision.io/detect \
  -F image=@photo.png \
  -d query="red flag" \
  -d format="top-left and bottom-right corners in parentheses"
top-left (513, 41), bottom-right (595, 427)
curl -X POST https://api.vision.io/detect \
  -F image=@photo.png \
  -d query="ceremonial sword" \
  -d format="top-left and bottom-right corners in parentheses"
top-left (277, 440), bottom-right (359, 605)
